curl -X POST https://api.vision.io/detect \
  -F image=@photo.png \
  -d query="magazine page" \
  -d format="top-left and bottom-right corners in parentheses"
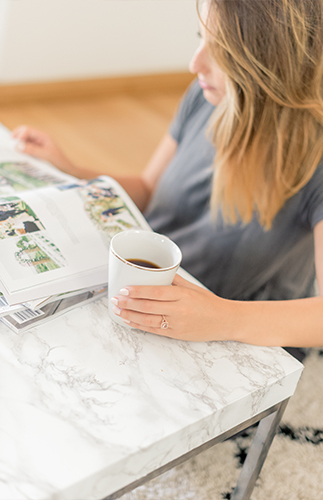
top-left (0, 123), bottom-right (76, 192)
top-left (0, 176), bottom-right (150, 304)
top-left (0, 127), bottom-right (95, 305)
top-left (1, 265), bottom-right (109, 306)
top-left (0, 292), bottom-right (27, 317)
top-left (0, 285), bottom-right (108, 332)
top-left (0, 123), bottom-right (11, 143)
top-left (26, 284), bottom-right (108, 310)
top-left (0, 143), bottom-right (77, 196)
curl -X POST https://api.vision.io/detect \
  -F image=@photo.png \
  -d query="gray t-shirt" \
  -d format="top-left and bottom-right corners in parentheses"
top-left (144, 80), bottom-right (323, 300)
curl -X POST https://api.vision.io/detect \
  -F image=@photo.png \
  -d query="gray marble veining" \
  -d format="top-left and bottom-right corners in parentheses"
top-left (0, 295), bottom-right (303, 500)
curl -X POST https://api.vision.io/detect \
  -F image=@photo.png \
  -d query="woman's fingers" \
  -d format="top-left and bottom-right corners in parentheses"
top-left (115, 274), bottom-right (203, 301)
top-left (111, 276), bottom-right (204, 321)
top-left (109, 275), bottom-right (219, 339)
top-left (11, 124), bottom-right (80, 176)
top-left (172, 273), bottom-right (204, 291)
top-left (12, 125), bottom-right (46, 145)
top-left (113, 306), bottom-right (173, 335)
top-left (112, 295), bottom-right (169, 314)
top-left (117, 283), bottom-right (181, 301)
top-left (113, 305), bottom-right (169, 331)
top-left (11, 125), bottom-right (51, 158)
top-left (123, 320), bottom-right (173, 337)
top-left (111, 283), bottom-right (181, 332)
top-left (12, 125), bottom-right (30, 140)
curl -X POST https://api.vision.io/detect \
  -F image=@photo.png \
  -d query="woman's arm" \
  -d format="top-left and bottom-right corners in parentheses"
top-left (113, 133), bottom-right (178, 211)
top-left (110, 221), bottom-right (323, 347)
top-left (12, 125), bottom-right (177, 212)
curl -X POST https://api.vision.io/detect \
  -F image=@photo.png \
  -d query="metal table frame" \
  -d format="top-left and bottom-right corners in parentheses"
top-left (105, 398), bottom-right (289, 500)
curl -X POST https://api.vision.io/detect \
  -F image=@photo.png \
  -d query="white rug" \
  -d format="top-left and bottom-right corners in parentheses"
top-left (122, 348), bottom-right (323, 500)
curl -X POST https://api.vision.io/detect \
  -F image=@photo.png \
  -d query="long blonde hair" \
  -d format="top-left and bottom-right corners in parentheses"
top-left (202, 0), bottom-right (323, 228)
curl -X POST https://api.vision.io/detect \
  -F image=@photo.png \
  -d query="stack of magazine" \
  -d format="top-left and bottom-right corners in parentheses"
top-left (0, 124), bottom-right (150, 332)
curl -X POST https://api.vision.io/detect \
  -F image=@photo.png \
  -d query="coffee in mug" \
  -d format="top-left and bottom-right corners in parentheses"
top-left (108, 229), bottom-right (182, 327)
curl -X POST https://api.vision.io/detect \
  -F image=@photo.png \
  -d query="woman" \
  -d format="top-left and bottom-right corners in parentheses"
top-left (13, 0), bottom-right (323, 347)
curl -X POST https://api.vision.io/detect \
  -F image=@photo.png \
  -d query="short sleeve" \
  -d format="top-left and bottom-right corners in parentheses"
top-left (311, 203), bottom-right (323, 229)
top-left (304, 161), bottom-right (323, 228)
top-left (169, 79), bottom-right (204, 143)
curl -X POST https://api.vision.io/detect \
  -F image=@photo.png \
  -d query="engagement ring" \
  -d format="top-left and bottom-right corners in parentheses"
top-left (161, 315), bottom-right (169, 329)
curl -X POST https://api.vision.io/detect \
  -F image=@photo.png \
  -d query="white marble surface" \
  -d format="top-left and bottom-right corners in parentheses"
top-left (0, 294), bottom-right (303, 500)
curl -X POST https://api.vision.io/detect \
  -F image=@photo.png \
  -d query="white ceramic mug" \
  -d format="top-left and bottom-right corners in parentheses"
top-left (108, 229), bottom-right (182, 326)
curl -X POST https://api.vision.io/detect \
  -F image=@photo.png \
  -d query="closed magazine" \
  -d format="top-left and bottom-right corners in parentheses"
top-left (1, 286), bottom-right (108, 332)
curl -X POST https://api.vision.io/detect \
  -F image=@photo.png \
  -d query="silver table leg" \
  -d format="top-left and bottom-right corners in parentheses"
top-left (104, 399), bottom-right (289, 500)
top-left (231, 398), bottom-right (289, 500)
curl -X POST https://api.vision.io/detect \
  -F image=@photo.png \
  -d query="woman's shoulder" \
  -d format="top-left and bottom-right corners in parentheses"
top-left (298, 157), bottom-right (323, 228)
top-left (306, 158), bottom-right (323, 187)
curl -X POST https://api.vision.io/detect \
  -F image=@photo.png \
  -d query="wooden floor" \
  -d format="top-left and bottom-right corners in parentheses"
top-left (0, 88), bottom-right (187, 178)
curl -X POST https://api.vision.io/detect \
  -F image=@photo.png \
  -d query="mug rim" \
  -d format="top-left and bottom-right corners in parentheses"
top-left (110, 229), bottom-right (182, 272)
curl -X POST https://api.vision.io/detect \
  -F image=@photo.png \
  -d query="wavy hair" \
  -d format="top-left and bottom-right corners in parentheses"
top-left (201, 0), bottom-right (323, 228)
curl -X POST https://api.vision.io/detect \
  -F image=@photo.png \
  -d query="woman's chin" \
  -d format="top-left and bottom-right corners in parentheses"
top-left (202, 89), bottom-right (222, 106)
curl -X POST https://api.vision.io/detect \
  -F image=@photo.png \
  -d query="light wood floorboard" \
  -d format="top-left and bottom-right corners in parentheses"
top-left (0, 89), bottom-right (186, 177)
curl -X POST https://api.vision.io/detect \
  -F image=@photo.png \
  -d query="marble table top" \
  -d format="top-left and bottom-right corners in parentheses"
top-left (0, 293), bottom-right (303, 500)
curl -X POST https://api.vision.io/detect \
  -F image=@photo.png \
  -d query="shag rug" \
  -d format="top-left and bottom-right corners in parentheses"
top-left (122, 348), bottom-right (323, 500)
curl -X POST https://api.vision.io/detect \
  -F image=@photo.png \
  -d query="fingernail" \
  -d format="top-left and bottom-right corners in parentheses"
top-left (110, 297), bottom-right (118, 306)
top-left (123, 319), bottom-right (130, 324)
top-left (112, 306), bottom-right (121, 316)
top-left (119, 288), bottom-right (129, 296)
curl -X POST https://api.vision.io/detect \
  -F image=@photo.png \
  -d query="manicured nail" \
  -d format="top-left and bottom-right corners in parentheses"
top-left (123, 319), bottom-right (130, 324)
top-left (119, 288), bottom-right (129, 296)
top-left (110, 297), bottom-right (118, 306)
top-left (112, 306), bottom-right (121, 316)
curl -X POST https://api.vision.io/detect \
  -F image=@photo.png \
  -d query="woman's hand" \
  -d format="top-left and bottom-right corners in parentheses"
top-left (110, 274), bottom-right (231, 341)
top-left (12, 125), bottom-right (78, 176)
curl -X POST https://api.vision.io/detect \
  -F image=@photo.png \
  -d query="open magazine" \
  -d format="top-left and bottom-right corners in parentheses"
top-left (0, 124), bottom-right (150, 331)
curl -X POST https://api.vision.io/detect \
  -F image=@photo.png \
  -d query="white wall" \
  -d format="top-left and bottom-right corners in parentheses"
top-left (0, 0), bottom-right (198, 84)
